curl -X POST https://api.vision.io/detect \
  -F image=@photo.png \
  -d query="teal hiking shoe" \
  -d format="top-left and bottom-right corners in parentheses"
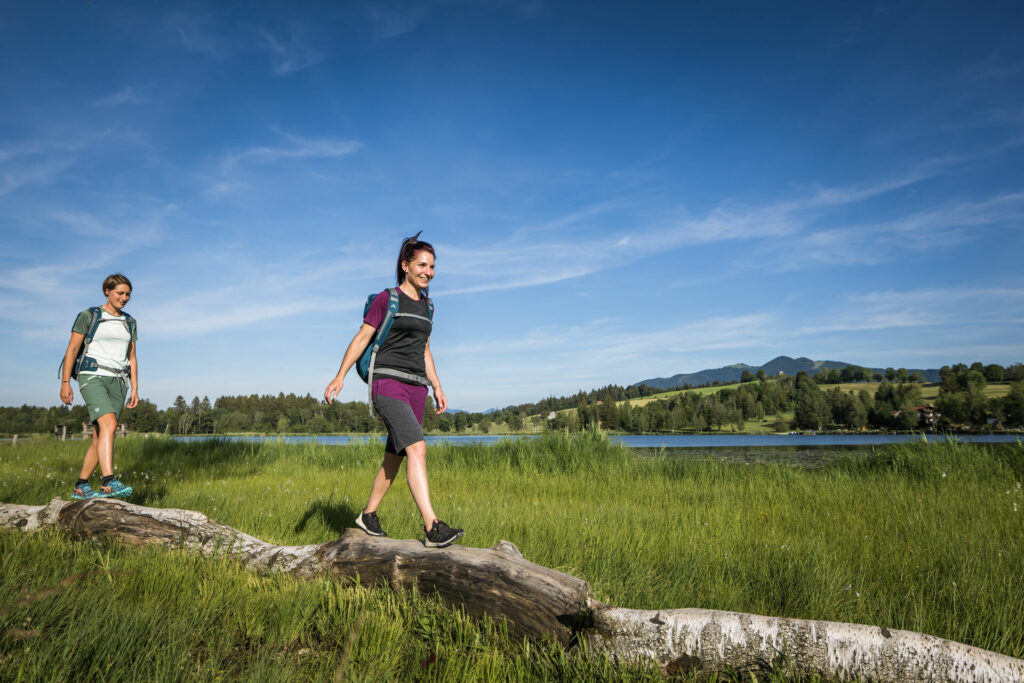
top-left (70, 482), bottom-right (99, 500)
top-left (99, 479), bottom-right (133, 499)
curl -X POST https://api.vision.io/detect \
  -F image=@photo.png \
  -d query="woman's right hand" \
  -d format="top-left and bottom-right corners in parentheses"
top-left (60, 382), bottom-right (73, 405)
top-left (324, 376), bottom-right (344, 404)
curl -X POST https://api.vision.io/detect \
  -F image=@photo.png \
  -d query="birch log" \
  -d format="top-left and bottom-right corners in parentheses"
top-left (2, 498), bottom-right (1022, 682)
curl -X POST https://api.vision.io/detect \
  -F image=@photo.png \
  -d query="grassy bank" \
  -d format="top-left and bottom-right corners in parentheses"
top-left (1, 435), bottom-right (1022, 680)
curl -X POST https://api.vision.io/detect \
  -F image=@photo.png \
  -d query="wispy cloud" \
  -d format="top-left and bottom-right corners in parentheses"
top-left (94, 85), bottom-right (149, 107)
top-left (49, 204), bottom-right (172, 249)
top-left (165, 11), bottom-right (225, 57)
top-left (430, 160), bottom-right (963, 295)
top-left (795, 286), bottom-right (1024, 336)
top-left (0, 203), bottom-right (174, 337)
top-left (220, 129), bottom-right (361, 169)
top-left (794, 191), bottom-right (1024, 267)
top-left (0, 157), bottom-right (72, 197)
top-left (365, 5), bottom-right (430, 39)
top-left (259, 26), bottom-right (324, 75)
top-left (0, 130), bottom-right (125, 197)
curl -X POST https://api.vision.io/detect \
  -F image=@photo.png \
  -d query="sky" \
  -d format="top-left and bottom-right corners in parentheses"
top-left (1, 1), bottom-right (1023, 412)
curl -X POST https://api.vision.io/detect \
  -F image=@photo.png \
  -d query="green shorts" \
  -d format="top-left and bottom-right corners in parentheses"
top-left (78, 374), bottom-right (128, 422)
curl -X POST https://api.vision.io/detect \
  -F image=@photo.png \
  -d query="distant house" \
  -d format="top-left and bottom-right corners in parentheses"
top-left (82, 422), bottom-right (128, 437)
top-left (547, 411), bottom-right (558, 421)
top-left (912, 405), bottom-right (940, 428)
top-left (892, 405), bottom-right (941, 428)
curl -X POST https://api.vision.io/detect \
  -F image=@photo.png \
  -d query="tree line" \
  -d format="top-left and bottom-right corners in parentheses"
top-left (2, 364), bottom-right (1022, 436)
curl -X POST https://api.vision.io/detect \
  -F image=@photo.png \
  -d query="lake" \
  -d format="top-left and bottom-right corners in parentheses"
top-left (172, 432), bottom-right (1020, 468)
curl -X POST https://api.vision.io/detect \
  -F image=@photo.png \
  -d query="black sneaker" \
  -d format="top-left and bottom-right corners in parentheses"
top-left (424, 519), bottom-right (464, 548)
top-left (355, 510), bottom-right (387, 537)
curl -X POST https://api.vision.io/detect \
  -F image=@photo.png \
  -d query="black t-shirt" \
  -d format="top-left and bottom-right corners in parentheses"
top-left (364, 289), bottom-right (432, 378)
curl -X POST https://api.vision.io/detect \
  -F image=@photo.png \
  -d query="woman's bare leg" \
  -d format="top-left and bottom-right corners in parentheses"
top-left (78, 424), bottom-right (100, 480)
top-left (403, 441), bottom-right (437, 528)
top-left (364, 451), bottom-right (403, 513)
top-left (95, 413), bottom-right (118, 477)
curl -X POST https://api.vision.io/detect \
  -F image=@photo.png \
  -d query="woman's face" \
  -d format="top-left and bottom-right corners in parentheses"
top-left (104, 284), bottom-right (132, 311)
top-left (403, 250), bottom-right (435, 289)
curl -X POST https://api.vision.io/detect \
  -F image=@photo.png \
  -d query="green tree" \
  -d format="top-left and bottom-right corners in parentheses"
top-left (599, 398), bottom-right (618, 429)
top-left (984, 364), bottom-right (1005, 383)
top-left (422, 397), bottom-right (437, 432)
top-left (1002, 381), bottom-right (1024, 427)
top-left (794, 381), bottom-right (829, 430)
top-left (122, 399), bottom-right (160, 432)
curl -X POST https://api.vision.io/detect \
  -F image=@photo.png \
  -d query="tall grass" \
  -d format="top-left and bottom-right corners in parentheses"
top-left (1, 434), bottom-right (1022, 680)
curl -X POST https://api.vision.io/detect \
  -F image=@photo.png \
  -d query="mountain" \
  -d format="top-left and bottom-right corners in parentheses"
top-left (633, 356), bottom-right (941, 390)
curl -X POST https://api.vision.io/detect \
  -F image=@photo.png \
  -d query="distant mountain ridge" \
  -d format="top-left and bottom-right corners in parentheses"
top-left (633, 356), bottom-right (941, 390)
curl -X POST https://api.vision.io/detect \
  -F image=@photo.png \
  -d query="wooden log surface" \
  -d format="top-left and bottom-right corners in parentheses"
top-left (584, 607), bottom-right (1024, 682)
top-left (2, 498), bottom-right (589, 643)
top-left (3, 497), bottom-right (1023, 682)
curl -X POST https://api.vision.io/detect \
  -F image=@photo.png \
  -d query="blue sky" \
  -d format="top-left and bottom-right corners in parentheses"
top-left (2, 1), bottom-right (1023, 412)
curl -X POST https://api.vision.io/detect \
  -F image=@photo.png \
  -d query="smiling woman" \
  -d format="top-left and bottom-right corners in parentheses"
top-left (58, 273), bottom-right (139, 501)
top-left (324, 234), bottom-right (464, 549)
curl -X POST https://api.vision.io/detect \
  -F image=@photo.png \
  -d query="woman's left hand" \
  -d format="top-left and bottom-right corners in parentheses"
top-left (127, 391), bottom-right (139, 409)
top-left (434, 387), bottom-right (447, 414)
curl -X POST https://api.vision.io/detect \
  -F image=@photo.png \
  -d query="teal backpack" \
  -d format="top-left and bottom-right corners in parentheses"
top-left (356, 288), bottom-right (433, 415)
top-left (59, 307), bottom-right (136, 381)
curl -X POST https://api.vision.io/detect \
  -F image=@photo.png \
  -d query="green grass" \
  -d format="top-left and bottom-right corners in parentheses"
top-left (1, 434), bottom-right (1023, 680)
top-left (624, 380), bottom-right (1012, 410)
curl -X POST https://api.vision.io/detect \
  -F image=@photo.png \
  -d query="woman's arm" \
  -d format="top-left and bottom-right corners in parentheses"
top-left (126, 341), bottom-right (139, 409)
top-left (324, 323), bottom-right (377, 404)
top-left (60, 332), bottom-right (85, 405)
top-left (424, 339), bottom-right (447, 414)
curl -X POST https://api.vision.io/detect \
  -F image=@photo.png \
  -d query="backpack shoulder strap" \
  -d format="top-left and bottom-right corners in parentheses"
top-left (59, 307), bottom-right (102, 379)
top-left (121, 311), bottom-right (136, 336)
top-left (426, 298), bottom-right (434, 320)
top-left (84, 307), bottom-right (104, 342)
top-left (121, 311), bottom-right (135, 359)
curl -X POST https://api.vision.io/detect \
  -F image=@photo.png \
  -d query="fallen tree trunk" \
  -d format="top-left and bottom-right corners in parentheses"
top-left (1, 498), bottom-right (589, 643)
top-left (2, 498), bottom-right (1022, 682)
top-left (586, 607), bottom-right (1024, 682)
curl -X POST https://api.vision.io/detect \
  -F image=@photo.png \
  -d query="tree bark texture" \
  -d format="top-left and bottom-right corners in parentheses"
top-left (2, 498), bottom-right (1022, 682)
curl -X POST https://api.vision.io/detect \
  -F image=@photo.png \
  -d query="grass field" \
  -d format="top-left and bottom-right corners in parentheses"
top-left (1, 434), bottom-right (1022, 680)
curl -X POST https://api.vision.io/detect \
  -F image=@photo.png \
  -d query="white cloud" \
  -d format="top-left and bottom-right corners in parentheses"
top-left (220, 129), bottom-right (361, 169)
top-left (94, 85), bottom-right (149, 107)
top-left (0, 158), bottom-right (72, 197)
top-left (0, 130), bottom-right (128, 197)
top-left (365, 5), bottom-right (430, 39)
top-left (259, 26), bottom-right (324, 75)
top-left (794, 287), bottom-right (1024, 337)
top-left (165, 11), bottom-right (224, 56)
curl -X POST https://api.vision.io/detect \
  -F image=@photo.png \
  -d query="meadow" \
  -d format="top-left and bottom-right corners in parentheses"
top-left (1, 434), bottom-right (1022, 681)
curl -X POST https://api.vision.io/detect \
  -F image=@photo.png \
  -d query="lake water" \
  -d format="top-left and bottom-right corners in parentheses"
top-left (171, 433), bottom-right (1020, 468)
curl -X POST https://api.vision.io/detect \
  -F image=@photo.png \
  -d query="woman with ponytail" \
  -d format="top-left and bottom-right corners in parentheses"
top-left (324, 233), bottom-right (463, 548)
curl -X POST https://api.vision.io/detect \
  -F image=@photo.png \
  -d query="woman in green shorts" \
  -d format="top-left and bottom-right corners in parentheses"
top-left (59, 273), bottom-right (139, 500)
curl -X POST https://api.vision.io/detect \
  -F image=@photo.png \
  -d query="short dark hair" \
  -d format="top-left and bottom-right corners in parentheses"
top-left (102, 273), bottom-right (132, 294)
